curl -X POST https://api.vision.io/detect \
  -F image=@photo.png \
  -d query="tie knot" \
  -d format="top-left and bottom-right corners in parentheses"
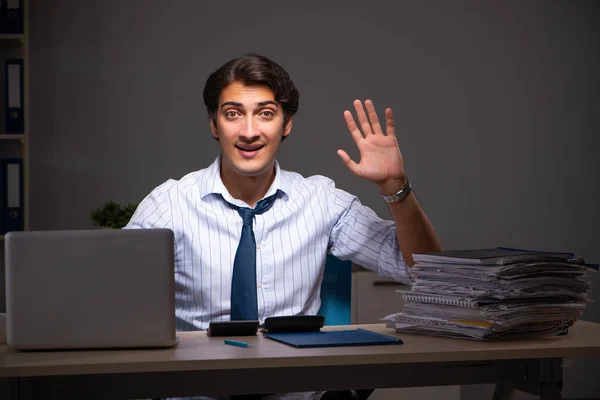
top-left (232, 193), bottom-right (277, 227)
top-left (254, 194), bottom-right (277, 214)
top-left (237, 207), bottom-right (254, 226)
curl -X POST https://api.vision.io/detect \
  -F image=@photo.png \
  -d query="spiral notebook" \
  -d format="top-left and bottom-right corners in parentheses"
top-left (401, 293), bottom-right (479, 308)
top-left (264, 328), bottom-right (403, 348)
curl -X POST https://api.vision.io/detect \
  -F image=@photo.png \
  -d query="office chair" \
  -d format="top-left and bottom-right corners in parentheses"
top-left (317, 255), bottom-right (353, 325)
top-left (317, 255), bottom-right (373, 400)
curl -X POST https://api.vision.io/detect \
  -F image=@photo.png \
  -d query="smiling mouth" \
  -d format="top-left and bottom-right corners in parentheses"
top-left (236, 144), bottom-right (264, 153)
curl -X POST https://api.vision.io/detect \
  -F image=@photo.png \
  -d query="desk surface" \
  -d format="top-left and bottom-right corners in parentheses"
top-left (2, 321), bottom-right (600, 378)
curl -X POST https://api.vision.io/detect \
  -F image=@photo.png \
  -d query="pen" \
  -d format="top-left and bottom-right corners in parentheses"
top-left (224, 339), bottom-right (253, 348)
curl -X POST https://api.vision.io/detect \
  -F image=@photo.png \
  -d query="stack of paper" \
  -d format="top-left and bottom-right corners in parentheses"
top-left (384, 248), bottom-right (598, 340)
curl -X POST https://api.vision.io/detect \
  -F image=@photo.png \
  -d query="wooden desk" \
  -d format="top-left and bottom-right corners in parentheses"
top-left (1, 322), bottom-right (600, 400)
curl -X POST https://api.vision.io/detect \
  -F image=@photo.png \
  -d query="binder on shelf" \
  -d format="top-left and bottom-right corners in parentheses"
top-left (0, 0), bottom-right (23, 34)
top-left (4, 59), bottom-right (24, 134)
top-left (0, 158), bottom-right (24, 234)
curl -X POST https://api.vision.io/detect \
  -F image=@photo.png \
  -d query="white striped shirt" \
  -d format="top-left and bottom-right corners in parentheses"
top-left (125, 156), bottom-right (409, 331)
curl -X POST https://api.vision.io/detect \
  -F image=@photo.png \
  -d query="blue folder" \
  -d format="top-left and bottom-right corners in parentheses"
top-left (264, 328), bottom-right (403, 348)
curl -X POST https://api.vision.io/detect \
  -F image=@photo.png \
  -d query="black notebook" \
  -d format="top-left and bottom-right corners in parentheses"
top-left (412, 247), bottom-right (581, 266)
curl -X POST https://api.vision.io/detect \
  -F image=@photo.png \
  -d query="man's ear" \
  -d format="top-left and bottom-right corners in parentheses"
top-left (283, 117), bottom-right (292, 138)
top-left (210, 117), bottom-right (218, 139)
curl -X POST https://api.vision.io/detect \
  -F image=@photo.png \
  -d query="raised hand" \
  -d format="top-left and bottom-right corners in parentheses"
top-left (337, 99), bottom-right (407, 193)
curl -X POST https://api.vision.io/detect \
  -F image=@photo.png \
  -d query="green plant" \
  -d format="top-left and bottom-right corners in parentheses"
top-left (90, 201), bottom-right (138, 229)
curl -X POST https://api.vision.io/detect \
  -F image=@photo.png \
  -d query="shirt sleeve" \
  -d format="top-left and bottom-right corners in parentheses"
top-left (326, 180), bottom-right (410, 285)
top-left (123, 181), bottom-right (175, 230)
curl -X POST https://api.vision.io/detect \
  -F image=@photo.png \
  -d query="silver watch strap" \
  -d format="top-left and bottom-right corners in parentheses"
top-left (382, 179), bottom-right (412, 203)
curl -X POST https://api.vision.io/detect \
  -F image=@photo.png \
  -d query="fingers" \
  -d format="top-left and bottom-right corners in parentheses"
top-left (344, 110), bottom-right (365, 143)
top-left (353, 100), bottom-right (374, 136)
top-left (345, 99), bottom-right (394, 139)
top-left (337, 149), bottom-right (360, 176)
top-left (385, 108), bottom-right (396, 137)
top-left (364, 100), bottom-right (384, 135)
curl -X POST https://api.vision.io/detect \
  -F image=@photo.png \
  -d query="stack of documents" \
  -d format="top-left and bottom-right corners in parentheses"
top-left (384, 248), bottom-right (598, 340)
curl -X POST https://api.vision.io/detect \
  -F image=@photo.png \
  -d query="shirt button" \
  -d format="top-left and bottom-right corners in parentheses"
top-left (256, 243), bottom-right (261, 249)
top-left (257, 282), bottom-right (263, 288)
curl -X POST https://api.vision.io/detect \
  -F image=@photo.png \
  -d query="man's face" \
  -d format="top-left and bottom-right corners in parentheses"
top-left (211, 81), bottom-right (292, 179)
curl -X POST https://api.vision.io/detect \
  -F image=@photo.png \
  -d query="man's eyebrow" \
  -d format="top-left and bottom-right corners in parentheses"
top-left (257, 100), bottom-right (279, 108)
top-left (220, 101), bottom-right (243, 108)
top-left (220, 100), bottom-right (279, 108)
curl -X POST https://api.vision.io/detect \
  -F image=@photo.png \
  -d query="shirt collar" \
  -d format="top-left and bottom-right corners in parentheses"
top-left (200, 155), bottom-right (291, 206)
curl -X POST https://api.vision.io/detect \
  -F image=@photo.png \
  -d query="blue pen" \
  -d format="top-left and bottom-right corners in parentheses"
top-left (224, 339), bottom-right (253, 348)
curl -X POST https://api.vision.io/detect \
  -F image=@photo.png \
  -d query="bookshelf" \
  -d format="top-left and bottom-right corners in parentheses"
top-left (0, 0), bottom-right (29, 240)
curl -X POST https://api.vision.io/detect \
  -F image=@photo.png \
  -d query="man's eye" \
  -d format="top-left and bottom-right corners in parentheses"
top-left (225, 111), bottom-right (238, 118)
top-left (261, 111), bottom-right (274, 117)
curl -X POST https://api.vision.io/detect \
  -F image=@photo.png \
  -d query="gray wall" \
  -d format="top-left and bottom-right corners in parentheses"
top-left (22, 0), bottom-right (600, 397)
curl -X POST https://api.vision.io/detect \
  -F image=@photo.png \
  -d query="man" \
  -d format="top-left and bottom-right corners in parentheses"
top-left (125, 53), bottom-right (442, 399)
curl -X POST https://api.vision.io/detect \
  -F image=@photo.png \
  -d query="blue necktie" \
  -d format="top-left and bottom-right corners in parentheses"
top-left (230, 194), bottom-right (277, 321)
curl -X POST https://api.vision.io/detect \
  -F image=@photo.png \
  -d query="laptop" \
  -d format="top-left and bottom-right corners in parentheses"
top-left (5, 228), bottom-right (177, 350)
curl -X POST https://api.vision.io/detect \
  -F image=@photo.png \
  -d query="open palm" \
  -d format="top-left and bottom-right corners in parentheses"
top-left (338, 100), bottom-right (405, 188)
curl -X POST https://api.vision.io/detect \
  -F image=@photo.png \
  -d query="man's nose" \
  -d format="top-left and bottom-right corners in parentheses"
top-left (240, 117), bottom-right (259, 140)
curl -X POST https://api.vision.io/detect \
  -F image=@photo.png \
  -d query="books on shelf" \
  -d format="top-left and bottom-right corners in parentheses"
top-left (0, 1), bottom-right (25, 235)
top-left (383, 247), bottom-right (597, 340)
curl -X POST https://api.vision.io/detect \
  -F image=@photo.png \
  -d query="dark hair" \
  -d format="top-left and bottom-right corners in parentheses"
top-left (203, 53), bottom-right (300, 129)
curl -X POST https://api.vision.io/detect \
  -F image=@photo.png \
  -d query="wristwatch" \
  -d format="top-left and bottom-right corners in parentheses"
top-left (382, 178), bottom-right (412, 203)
